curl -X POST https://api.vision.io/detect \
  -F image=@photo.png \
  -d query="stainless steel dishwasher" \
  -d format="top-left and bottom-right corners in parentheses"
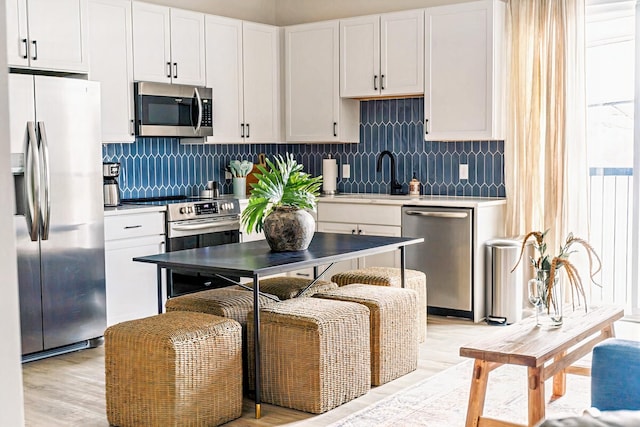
top-left (402, 206), bottom-right (473, 319)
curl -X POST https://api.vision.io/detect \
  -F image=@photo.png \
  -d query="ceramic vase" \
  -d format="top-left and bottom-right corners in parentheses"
top-left (263, 207), bottom-right (315, 252)
top-left (233, 177), bottom-right (246, 198)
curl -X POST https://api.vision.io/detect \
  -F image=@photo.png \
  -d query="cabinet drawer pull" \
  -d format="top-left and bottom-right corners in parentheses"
top-left (124, 225), bottom-right (143, 229)
top-left (295, 273), bottom-right (310, 277)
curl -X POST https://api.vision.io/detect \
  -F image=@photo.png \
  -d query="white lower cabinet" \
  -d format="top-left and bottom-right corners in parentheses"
top-left (317, 202), bottom-right (401, 278)
top-left (104, 210), bottom-right (165, 325)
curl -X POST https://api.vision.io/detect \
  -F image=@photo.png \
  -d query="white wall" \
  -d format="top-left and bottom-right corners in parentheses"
top-left (142, 0), bottom-right (277, 24)
top-left (275, 0), bottom-right (470, 25)
top-left (0, 0), bottom-right (26, 425)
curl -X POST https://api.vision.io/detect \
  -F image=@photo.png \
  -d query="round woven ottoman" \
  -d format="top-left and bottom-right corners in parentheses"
top-left (105, 311), bottom-right (242, 427)
top-left (242, 277), bottom-right (338, 299)
top-left (315, 284), bottom-right (419, 385)
top-left (247, 297), bottom-right (371, 414)
top-left (331, 267), bottom-right (427, 342)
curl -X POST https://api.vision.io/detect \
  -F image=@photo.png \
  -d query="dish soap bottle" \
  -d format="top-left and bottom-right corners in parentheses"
top-left (409, 172), bottom-right (420, 196)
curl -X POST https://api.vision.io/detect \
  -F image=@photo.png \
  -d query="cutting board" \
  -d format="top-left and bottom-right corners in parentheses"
top-left (246, 153), bottom-right (266, 195)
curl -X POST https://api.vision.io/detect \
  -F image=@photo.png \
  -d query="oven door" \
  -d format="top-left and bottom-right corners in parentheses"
top-left (166, 220), bottom-right (240, 297)
top-left (134, 82), bottom-right (213, 137)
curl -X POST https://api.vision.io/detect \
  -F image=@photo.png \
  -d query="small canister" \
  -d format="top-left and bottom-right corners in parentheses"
top-left (409, 172), bottom-right (420, 196)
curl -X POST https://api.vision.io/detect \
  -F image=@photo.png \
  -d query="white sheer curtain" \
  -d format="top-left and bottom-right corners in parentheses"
top-left (505, 0), bottom-right (589, 253)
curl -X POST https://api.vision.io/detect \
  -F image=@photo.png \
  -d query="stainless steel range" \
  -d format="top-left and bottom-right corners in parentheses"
top-left (165, 198), bottom-right (241, 296)
top-left (124, 196), bottom-right (241, 297)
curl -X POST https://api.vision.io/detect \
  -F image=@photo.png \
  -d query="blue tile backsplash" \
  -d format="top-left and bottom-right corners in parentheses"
top-left (102, 97), bottom-right (505, 199)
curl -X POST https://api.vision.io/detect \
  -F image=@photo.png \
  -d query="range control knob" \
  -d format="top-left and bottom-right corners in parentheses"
top-left (179, 207), bottom-right (186, 214)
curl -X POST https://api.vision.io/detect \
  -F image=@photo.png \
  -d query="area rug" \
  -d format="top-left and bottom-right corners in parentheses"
top-left (328, 360), bottom-right (591, 427)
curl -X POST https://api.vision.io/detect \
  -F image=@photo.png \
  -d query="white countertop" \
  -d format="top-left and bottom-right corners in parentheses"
top-left (104, 204), bottom-right (166, 216)
top-left (317, 194), bottom-right (506, 208)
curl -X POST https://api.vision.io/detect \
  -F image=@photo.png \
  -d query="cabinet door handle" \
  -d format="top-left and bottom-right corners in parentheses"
top-left (295, 272), bottom-right (311, 278)
top-left (246, 123), bottom-right (250, 138)
top-left (21, 38), bottom-right (28, 59)
top-left (381, 74), bottom-right (385, 90)
top-left (351, 229), bottom-right (356, 234)
top-left (425, 119), bottom-right (429, 135)
top-left (333, 122), bottom-right (337, 137)
top-left (130, 119), bottom-right (134, 136)
top-left (358, 229), bottom-right (363, 235)
top-left (166, 62), bottom-right (171, 78)
top-left (240, 123), bottom-right (245, 138)
top-left (173, 62), bottom-right (178, 79)
top-left (31, 40), bottom-right (37, 60)
top-left (373, 75), bottom-right (378, 91)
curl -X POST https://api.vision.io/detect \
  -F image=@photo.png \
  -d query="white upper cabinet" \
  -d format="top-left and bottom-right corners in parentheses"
top-left (88, 0), bottom-right (135, 143)
top-left (285, 20), bottom-right (358, 143)
top-left (424, 0), bottom-right (505, 141)
top-left (340, 9), bottom-right (424, 98)
top-left (169, 8), bottom-right (206, 86)
top-left (205, 17), bottom-right (281, 144)
top-left (132, 2), bottom-right (205, 86)
top-left (242, 22), bottom-right (282, 143)
top-left (6, 0), bottom-right (88, 72)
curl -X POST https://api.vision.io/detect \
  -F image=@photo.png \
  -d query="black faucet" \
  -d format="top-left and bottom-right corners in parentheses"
top-left (376, 150), bottom-right (406, 195)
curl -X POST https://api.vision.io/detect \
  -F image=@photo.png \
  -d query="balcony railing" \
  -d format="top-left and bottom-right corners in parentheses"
top-left (589, 167), bottom-right (633, 309)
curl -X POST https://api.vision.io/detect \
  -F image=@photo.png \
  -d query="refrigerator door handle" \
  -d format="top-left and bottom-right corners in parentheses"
top-left (26, 122), bottom-right (40, 241)
top-left (37, 122), bottom-right (51, 240)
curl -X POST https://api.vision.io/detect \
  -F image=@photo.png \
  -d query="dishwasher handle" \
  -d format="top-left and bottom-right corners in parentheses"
top-left (404, 210), bottom-right (469, 219)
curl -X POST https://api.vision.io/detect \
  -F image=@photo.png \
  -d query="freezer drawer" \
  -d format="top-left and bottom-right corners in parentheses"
top-left (402, 206), bottom-right (473, 317)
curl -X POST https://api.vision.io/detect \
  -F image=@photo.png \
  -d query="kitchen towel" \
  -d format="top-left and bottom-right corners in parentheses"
top-left (322, 157), bottom-right (337, 194)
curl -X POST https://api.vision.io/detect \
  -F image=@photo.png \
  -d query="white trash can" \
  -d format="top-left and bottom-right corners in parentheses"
top-left (485, 239), bottom-right (523, 325)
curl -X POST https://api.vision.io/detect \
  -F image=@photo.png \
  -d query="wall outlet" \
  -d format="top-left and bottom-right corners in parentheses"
top-left (342, 163), bottom-right (351, 179)
top-left (225, 170), bottom-right (232, 180)
top-left (459, 164), bottom-right (469, 180)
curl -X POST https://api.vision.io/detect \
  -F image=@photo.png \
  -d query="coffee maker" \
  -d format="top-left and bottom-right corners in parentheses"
top-left (103, 162), bottom-right (121, 207)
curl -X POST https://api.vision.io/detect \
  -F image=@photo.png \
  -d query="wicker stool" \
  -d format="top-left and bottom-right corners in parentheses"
top-left (247, 297), bottom-right (371, 414)
top-left (165, 287), bottom-right (279, 392)
top-left (105, 311), bottom-right (242, 427)
top-left (242, 277), bottom-right (338, 299)
top-left (331, 267), bottom-right (427, 342)
top-left (315, 284), bottom-right (419, 385)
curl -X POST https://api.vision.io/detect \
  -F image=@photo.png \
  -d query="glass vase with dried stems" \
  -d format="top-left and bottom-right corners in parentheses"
top-left (512, 230), bottom-right (602, 327)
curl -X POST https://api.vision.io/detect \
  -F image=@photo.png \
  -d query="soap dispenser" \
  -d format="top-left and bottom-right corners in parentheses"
top-left (409, 172), bottom-right (420, 196)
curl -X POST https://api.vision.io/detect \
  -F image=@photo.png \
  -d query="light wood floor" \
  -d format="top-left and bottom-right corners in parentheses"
top-left (22, 315), bottom-right (640, 427)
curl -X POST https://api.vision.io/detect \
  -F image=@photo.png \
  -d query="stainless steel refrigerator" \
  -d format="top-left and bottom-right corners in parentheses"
top-left (9, 74), bottom-right (106, 360)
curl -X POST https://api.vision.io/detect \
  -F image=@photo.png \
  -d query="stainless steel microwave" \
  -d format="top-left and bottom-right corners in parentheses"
top-left (134, 82), bottom-right (213, 137)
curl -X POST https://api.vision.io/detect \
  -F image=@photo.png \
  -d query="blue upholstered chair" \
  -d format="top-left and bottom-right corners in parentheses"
top-left (591, 338), bottom-right (640, 411)
top-left (537, 338), bottom-right (640, 426)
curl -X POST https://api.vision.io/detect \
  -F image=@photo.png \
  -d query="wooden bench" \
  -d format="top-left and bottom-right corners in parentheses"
top-left (459, 305), bottom-right (624, 427)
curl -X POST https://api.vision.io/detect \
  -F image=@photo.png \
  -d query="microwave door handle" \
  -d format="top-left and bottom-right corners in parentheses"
top-left (193, 87), bottom-right (203, 133)
top-left (25, 122), bottom-right (40, 241)
top-left (37, 122), bottom-right (51, 240)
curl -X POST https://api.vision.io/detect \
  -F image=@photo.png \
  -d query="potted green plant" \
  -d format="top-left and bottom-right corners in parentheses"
top-left (242, 153), bottom-right (322, 252)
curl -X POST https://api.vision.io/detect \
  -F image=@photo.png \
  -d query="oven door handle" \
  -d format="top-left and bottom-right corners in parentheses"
top-left (171, 220), bottom-right (240, 231)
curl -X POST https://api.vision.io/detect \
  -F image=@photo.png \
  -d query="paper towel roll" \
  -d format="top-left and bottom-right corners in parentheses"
top-left (322, 157), bottom-right (338, 194)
